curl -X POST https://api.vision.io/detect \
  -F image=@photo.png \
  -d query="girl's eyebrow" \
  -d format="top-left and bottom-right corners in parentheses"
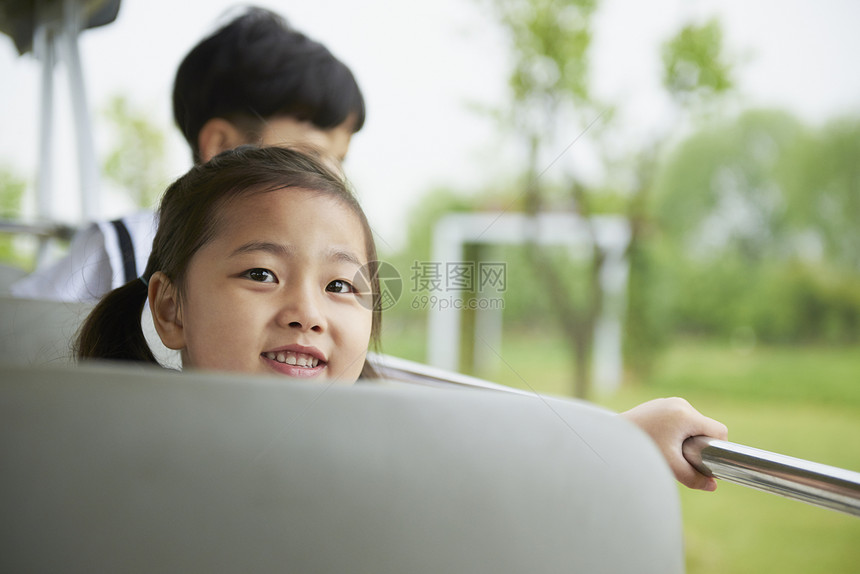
top-left (229, 241), bottom-right (294, 258)
top-left (327, 247), bottom-right (365, 267)
top-left (229, 241), bottom-right (364, 266)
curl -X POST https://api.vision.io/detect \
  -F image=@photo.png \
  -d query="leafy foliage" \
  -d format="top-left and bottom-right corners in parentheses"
top-left (101, 95), bottom-right (168, 209)
top-left (654, 109), bottom-right (805, 262)
top-left (0, 165), bottom-right (30, 265)
top-left (489, 0), bottom-right (596, 105)
top-left (661, 18), bottom-right (734, 105)
top-left (777, 116), bottom-right (860, 270)
top-left (651, 109), bottom-right (860, 343)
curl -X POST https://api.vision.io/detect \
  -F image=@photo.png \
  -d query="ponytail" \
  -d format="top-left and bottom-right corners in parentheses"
top-left (75, 278), bottom-right (159, 365)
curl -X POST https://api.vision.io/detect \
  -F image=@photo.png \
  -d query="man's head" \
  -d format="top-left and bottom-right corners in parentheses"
top-left (172, 7), bottom-right (365, 164)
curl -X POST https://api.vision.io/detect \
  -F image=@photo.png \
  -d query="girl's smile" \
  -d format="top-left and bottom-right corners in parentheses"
top-left (262, 344), bottom-right (327, 377)
top-left (152, 187), bottom-right (373, 383)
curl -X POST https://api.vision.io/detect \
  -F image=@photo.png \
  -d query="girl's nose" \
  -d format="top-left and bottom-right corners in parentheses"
top-left (275, 284), bottom-right (326, 333)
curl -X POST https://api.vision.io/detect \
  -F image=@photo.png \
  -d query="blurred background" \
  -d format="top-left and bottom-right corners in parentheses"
top-left (1, 0), bottom-right (859, 571)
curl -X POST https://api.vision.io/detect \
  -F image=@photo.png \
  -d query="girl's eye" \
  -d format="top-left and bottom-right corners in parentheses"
top-left (326, 279), bottom-right (356, 294)
top-left (242, 268), bottom-right (277, 283)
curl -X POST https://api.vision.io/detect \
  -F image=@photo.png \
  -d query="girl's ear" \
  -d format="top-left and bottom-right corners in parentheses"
top-left (197, 118), bottom-right (248, 163)
top-left (149, 271), bottom-right (185, 351)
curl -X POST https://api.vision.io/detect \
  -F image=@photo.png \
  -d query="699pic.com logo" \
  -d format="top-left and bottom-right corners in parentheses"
top-left (353, 260), bottom-right (402, 311)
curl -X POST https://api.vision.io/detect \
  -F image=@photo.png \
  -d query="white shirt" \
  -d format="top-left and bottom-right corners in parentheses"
top-left (11, 211), bottom-right (157, 302)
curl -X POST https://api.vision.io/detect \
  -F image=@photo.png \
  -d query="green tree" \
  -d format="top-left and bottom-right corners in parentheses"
top-left (662, 18), bottom-right (734, 107)
top-left (778, 116), bottom-right (860, 271)
top-left (624, 18), bottom-right (737, 378)
top-left (652, 109), bottom-right (805, 338)
top-left (776, 117), bottom-right (860, 342)
top-left (101, 95), bottom-right (168, 208)
top-left (654, 109), bottom-right (805, 263)
top-left (484, 2), bottom-right (737, 395)
top-left (483, 0), bottom-right (608, 398)
top-left (652, 108), bottom-right (860, 343)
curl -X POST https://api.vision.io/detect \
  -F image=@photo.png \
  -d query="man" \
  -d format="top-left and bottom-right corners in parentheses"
top-left (12, 6), bottom-right (365, 301)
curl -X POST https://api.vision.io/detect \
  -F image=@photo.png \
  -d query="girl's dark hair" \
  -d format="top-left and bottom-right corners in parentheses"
top-left (173, 7), bottom-right (366, 163)
top-left (75, 146), bottom-right (381, 378)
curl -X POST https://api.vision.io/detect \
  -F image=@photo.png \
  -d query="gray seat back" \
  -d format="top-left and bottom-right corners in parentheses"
top-left (0, 263), bottom-right (27, 293)
top-left (0, 296), bottom-right (92, 365)
top-left (0, 295), bottom-right (180, 368)
top-left (1, 362), bottom-right (683, 573)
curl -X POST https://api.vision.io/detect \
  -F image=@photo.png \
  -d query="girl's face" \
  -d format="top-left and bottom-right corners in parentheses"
top-left (163, 188), bottom-right (373, 383)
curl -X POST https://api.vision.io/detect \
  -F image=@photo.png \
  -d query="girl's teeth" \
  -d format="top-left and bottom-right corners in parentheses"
top-left (266, 351), bottom-right (320, 368)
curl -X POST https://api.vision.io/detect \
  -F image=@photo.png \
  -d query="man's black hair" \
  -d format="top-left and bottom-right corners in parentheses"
top-left (172, 7), bottom-right (366, 163)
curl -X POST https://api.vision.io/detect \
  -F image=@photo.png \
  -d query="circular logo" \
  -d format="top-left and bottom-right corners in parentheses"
top-left (354, 260), bottom-right (402, 311)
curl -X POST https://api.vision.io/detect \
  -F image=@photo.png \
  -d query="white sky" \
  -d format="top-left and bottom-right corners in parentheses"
top-left (1, 0), bottom-right (859, 251)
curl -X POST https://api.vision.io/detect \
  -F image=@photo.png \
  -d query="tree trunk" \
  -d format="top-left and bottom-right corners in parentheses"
top-left (522, 134), bottom-right (604, 399)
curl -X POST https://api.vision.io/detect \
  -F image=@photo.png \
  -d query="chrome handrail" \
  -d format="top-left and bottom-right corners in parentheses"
top-left (369, 353), bottom-right (860, 517)
top-left (683, 436), bottom-right (860, 517)
top-left (368, 352), bottom-right (531, 395)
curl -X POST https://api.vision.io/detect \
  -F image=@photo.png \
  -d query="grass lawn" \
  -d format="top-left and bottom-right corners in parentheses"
top-left (381, 324), bottom-right (860, 573)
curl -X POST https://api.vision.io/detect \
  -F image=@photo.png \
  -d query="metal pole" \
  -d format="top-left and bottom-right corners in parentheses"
top-left (33, 21), bottom-right (57, 267)
top-left (683, 436), bottom-right (860, 517)
top-left (368, 352), bottom-right (530, 395)
top-left (62, 0), bottom-right (100, 221)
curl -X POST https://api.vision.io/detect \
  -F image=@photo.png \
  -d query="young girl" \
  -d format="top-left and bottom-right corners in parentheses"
top-left (76, 145), bottom-right (727, 491)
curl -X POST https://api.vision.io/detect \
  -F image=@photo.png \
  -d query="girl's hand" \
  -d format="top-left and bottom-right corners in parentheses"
top-left (620, 398), bottom-right (728, 491)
